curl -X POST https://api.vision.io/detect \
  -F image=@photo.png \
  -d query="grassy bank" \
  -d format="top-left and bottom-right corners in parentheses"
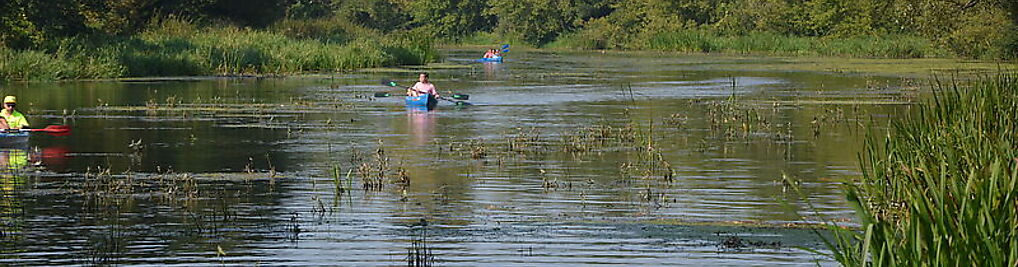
top-left (545, 30), bottom-right (947, 59)
top-left (0, 18), bottom-right (439, 81)
top-left (825, 73), bottom-right (1018, 266)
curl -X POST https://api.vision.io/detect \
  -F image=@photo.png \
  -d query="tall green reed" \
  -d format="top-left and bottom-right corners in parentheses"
top-left (1, 18), bottom-right (438, 81)
top-left (0, 45), bottom-right (124, 81)
top-left (553, 28), bottom-right (944, 58)
top-left (825, 73), bottom-right (1018, 266)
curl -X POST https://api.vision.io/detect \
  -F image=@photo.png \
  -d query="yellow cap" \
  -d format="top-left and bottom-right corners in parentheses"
top-left (3, 96), bottom-right (15, 104)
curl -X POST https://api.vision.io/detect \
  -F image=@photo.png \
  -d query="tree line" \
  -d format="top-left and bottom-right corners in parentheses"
top-left (2, 0), bottom-right (1016, 59)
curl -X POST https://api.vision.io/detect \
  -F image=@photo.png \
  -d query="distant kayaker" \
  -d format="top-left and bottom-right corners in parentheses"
top-left (407, 73), bottom-right (439, 98)
top-left (0, 96), bottom-right (28, 130)
top-left (483, 49), bottom-right (498, 59)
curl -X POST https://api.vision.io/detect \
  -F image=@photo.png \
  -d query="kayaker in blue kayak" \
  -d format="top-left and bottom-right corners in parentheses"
top-left (407, 73), bottom-right (439, 98)
top-left (483, 49), bottom-right (501, 59)
top-left (0, 96), bottom-right (28, 130)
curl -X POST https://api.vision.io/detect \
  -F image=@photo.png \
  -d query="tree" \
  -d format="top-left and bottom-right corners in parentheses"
top-left (335, 0), bottom-right (410, 32)
top-left (0, 0), bottom-right (44, 48)
top-left (209, 0), bottom-right (289, 27)
top-left (404, 0), bottom-right (490, 38)
top-left (487, 0), bottom-right (587, 45)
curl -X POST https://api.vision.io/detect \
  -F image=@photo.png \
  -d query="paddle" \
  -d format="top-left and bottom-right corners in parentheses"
top-left (500, 44), bottom-right (510, 53)
top-left (20, 125), bottom-right (71, 134)
top-left (374, 80), bottom-right (470, 100)
top-left (437, 96), bottom-right (472, 106)
top-left (3, 125), bottom-right (72, 136)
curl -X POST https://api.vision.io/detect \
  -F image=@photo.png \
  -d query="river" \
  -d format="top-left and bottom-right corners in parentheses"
top-left (0, 48), bottom-right (933, 266)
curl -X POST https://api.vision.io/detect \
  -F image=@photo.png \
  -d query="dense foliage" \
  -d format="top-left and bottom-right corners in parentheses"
top-left (1, 0), bottom-right (1015, 80)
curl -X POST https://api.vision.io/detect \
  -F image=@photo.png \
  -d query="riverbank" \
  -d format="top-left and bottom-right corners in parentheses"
top-left (6, 43), bottom-right (1014, 84)
top-left (3, 28), bottom-right (1012, 82)
top-left (455, 31), bottom-right (954, 59)
top-left (438, 46), bottom-right (1015, 79)
top-left (0, 18), bottom-right (439, 81)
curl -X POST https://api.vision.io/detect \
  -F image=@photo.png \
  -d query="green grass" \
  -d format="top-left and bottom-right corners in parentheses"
top-left (0, 45), bottom-right (124, 81)
top-left (644, 31), bottom-right (943, 58)
top-left (822, 73), bottom-right (1018, 266)
top-left (550, 29), bottom-right (947, 58)
top-left (0, 18), bottom-right (439, 81)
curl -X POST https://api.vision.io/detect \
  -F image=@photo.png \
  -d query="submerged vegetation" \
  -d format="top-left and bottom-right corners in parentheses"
top-left (825, 73), bottom-right (1018, 266)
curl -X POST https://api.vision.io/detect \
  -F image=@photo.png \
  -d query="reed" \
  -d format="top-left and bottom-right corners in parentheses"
top-left (0, 46), bottom-right (124, 81)
top-left (0, 18), bottom-right (438, 81)
top-left (552, 29), bottom-right (945, 59)
top-left (332, 165), bottom-right (345, 195)
top-left (824, 73), bottom-right (1018, 266)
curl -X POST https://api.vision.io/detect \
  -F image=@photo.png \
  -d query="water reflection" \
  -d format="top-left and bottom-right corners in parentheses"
top-left (481, 61), bottom-right (504, 80)
top-left (0, 149), bottom-right (31, 171)
top-left (406, 108), bottom-right (438, 146)
top-left (36, 147), bottom-right (70, 171)
top-left (0, 148), bottom-right (31, 255)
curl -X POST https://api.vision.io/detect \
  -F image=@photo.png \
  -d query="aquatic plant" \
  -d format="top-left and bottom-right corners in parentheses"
top-left (823, 73), bottom-right (1018, 266)
top-left (406, 219), bottom-right (436, 267)
top-left (561, 121), bottom-right (638, 154)
top-left (332, 165), bottom-right (346, 195)
top-left (469, 140), bottom-right (488, 159)
top-left (354, 142), bottom-right (402, 191)
top-left (504, 127), bottom-right (544, 153)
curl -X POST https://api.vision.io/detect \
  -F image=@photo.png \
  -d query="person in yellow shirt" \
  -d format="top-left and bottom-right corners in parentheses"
top-left (0, 96), bottom-right (29, 130)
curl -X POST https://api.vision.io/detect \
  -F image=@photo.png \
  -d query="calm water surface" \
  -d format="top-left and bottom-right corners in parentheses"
top-left (0, 49), bottom-right (916, 266)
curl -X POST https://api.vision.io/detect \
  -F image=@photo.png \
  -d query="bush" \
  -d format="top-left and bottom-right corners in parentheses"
top-left (643, 30), bottom-right (718, 53)
top-left (543, 31), bottom-right (605, 50)
top-left (944, 12), bottom-right (1014, 59)
top-left (270, 17), bottom-right (379, 43)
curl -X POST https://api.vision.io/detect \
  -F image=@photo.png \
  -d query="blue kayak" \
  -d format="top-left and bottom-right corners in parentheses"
top-left (405, 94), bottom-right (438, 111)
top-left (0, 131), bottom-right (29, 147)
top-left (476, 56), bottom-right (503, 63)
